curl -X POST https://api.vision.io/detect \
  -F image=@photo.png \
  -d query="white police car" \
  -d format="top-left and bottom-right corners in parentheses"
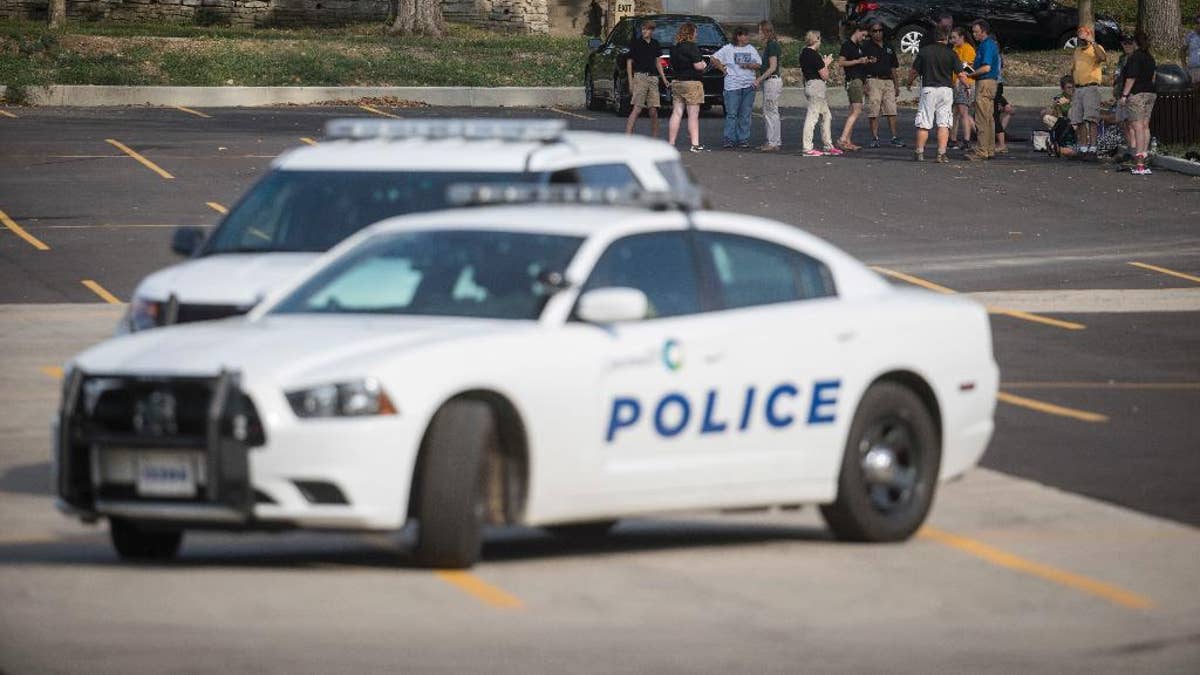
top-left (56, 189), bottom-right (997, 568)
top-left (123, 119), bottom-right (694, 331)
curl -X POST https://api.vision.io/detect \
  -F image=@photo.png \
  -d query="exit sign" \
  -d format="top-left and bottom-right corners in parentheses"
top-left (614, 1), bottom-right (635, 20)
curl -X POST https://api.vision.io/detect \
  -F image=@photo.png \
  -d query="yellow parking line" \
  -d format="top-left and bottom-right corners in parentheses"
top-left (81, 279), bottom-right (123, 305)
top-left (996, 391), bottom-right (1108, 423)
top-left (299, 137), bottom-right (318, 145)
top-left (172, 105), bottom-right (211, 119)
top-left (105, 139), bottom-right (175, 180)
top-left (359, 104), bottom-right (401, 119)
top-left (0, 208), bottom-right (51, 250)
top-left (1129, 261), bottom-right (1200, 285)
top-left (434, 570), bottom-right (524, 609)
top-left (40, 366), bottom-right (64, 380)
top-left (1002, 381), bottom-right (1200, 391)
top-left (550, 107), bottom-right (593, 121)
top-left (919, 526), bottom-right (1153, 610)
top-left (869, 266), bottom-right (1085, 330)
top-left (0, 109), bottom-right (17, 118)
top-left (206, 201), bottom-right (228, 215)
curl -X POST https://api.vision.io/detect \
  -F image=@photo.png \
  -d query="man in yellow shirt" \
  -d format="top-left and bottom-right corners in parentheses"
top-left (1068, 25), bottom-right (1106, 154)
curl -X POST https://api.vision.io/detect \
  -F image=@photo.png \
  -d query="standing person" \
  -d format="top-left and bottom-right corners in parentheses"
top-left (1119, 34), bottom-right (1158, 175)
top-left (965, 19), bottom-right (1000, 160)
top-left (711, 28), bottom-right (762, 149)
top-left (667, 21), bottom-right (708, 152)
top-left (756, 21), bottom-right (784, 152)
top-left (906, 26), bottom-right (961, 162)
top-left (799, 30), bottom-right (842, 157)
top-left (625, 20), bottom-right (669, 138)
top-left (1069, 25), bottom-right (1107, 154)
top-left (949, 27), bottom-right (975, 150)
top-left (862, 22), bottom-right (904, 148)
top-left (1182, 13), bottom-right (1200, 85)
top-left (836, 23), bottom-right (871, 151)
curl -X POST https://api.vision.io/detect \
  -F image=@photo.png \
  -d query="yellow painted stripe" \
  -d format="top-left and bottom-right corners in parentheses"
top-left (550, 106), bottom-right (593, 121)
top-left (0, 208), bottom-right (51, 250)
top-left (105, 139), bottom-right (175, 180)
top-left (173, 105), bottom-right (211, 119)
top-left (81, 279), bottom-right (123, 305)
top-left (434, 570), bottom-right (524, 609)
top-left (1002, 381), bottom-right (1200, 391)
top-left (919, 526), bottom-right (1153, 610)
top-left (996, 391), bottom-right (1108, 423)
top-left (1129, 261), bottom-right (1200, 285)
top-left (299, 137), bottom-right (318, 146)
top-left (40, 366), bottom-right (64, 380)
top-left (206, 201), bottom-right (228, 215)
top-left (359, 104), bottom-right (401, 119)
top-left (869, 266), bottom-right (955, 294)
top-left (0, 109), bottom-right (17, 118)
top-left (988, 308), bottom-right (1085, 331)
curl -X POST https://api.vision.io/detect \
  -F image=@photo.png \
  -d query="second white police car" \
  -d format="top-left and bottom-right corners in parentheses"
top-left (56, 187), bottom-right (998, 568)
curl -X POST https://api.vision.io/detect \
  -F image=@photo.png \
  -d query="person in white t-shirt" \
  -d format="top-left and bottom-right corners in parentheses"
top-left (711, 28), bottom-right (762, 149)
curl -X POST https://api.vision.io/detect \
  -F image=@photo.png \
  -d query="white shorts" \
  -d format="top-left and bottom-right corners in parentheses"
top-left (914, 86), bottom-right (953, 129)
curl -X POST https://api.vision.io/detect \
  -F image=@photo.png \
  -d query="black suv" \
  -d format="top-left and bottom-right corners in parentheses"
top-left (845, 0), bottom-right (1120, 54)
top-left (585, 14), bottom-right (728, 115)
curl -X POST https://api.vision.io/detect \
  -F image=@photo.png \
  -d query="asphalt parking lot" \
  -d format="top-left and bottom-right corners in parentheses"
top-left (1, 102), bottom-right (1199, 673)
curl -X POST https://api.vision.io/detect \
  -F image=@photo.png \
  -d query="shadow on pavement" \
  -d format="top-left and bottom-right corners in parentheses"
top-left (0, 461), bottom-right (51, 496)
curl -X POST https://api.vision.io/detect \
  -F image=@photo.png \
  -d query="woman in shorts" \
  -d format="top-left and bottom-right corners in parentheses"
top-left (949, 28), bottom-right (975, 150)
top-left (668, 21), bottom-right (709, 152)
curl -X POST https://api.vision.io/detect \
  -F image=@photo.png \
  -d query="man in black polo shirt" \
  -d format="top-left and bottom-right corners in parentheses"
top-left (906, 26), bottom-right (962, 162)
top-left (625, 20), bottom-right (669, 137)
top-left (862, 22), bottom-right (904, 148)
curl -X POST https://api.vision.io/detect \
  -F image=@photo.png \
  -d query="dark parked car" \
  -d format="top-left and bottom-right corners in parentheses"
top-left (844, 0), bottom-right (1120, 55)
top-left (585, 14), bottom-right (728, 115)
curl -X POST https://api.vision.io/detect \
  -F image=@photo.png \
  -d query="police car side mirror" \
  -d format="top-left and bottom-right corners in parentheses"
top-left (171, 226), bottom-right (207, 257)
top-left (577, 287), bottom-right (649, 324)
top-left (588, 38), bottom-right (603, 51)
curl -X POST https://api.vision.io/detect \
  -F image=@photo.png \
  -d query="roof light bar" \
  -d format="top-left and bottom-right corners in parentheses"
top-left (446, 183), bottom-right (705, 211)
top-left (324, 118), bottom-right (568, 143)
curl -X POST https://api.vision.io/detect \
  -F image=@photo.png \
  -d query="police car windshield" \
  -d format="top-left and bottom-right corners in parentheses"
top-left (270, 230), bottom-right (583, 320)
top-left (203, 170), bottom-right (536, 255)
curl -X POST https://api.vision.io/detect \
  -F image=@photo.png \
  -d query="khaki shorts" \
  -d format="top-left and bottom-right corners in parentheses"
top-left (630, 72), bottom-right (660, 108)
top-left (1068, 84), bottom-right (1101, 124)
top-left (1125, 92), bottom-right (1156, 122)
top-left (671, 79), bottom-right (704, 106)
top-left (846, 79), bottom-right (864, 105)
top-left (865, 77), bottom-right (897, 118)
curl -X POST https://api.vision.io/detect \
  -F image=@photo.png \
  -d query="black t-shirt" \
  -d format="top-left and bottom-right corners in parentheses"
top-left (861, 40), bottom-right (898, 78)
top-left (840, 39), bottom-right (866, 81)
top-left (670, 41), bottom-right (704, 81)
top-left (799, 47), bottom-right (825, 82)
top-left (912, 42), bottom-right (961, 88)
top-left (628, 36), bottom-right (663, 75)
top-left (1123, 48), bottom-right (1157, 95)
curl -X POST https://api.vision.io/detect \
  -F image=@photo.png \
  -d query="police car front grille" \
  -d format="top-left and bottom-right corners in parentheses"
top-left (79, 376), bottom-right (265, 447)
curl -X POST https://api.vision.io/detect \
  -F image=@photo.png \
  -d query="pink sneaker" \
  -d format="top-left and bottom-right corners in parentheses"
top-left (823, 146), bottom-right (844, 156)
top-left (803, 149), bottom-right (825, 157)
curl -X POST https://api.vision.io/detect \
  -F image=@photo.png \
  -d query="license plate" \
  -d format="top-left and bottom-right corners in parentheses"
top-left (136, 452), bottom-right (197, 498)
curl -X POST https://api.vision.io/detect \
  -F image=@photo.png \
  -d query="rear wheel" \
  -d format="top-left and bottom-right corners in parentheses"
top-left (820, 382), bottom-right (940, 542)
top-left (896, 24), bottom-right (926, 55)
top-left (110, 518), bottom-right (183, 561)
top-left (412, 400), bottom-right (495, 569)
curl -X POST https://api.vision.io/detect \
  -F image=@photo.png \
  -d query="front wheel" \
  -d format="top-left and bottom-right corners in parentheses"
top-left (110, 518), bottom-right (183, 561)
top-left (896, 24), bottom-right (926, 55)
top-left (612, 76), bottom-right (632, 116)
top-left (584, 70), bottom-right (604, 111)
top-left (820, 382), bottom-right (941, 542)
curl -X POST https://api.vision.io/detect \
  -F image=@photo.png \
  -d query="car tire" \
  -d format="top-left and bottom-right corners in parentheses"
top-left (1060, 32), bottom-right (1079, 50)
top-left (412, 400), bottom-right (495, 569)
top-left (544, 520), bottom-right (618, 538)
top-left (585, 69), bottom-right (604, 111)
top-left (613, 76), bottom-right (632, 116)
top-left (819, 382), bottom-right (941, 543)
top-left (109, 518), bottom-right (183, 561)
top-left (896, 24), bottom-right (926, 55)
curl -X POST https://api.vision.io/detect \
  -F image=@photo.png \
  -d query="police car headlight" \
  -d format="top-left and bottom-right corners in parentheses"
top-left (126, 296), bottom-right (162, 332)
top-left (286, 378), bottom-right (397, 418)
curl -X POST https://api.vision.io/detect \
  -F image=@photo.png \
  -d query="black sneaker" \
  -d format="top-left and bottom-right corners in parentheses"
top-left (891, 136), bottom-right (906, 148)
top-left (737, 142), bottom-right (751, 149)
top-left (722, 141), bottom-right (735, 149)
top-left (868, 137), bottom-right (880, 148)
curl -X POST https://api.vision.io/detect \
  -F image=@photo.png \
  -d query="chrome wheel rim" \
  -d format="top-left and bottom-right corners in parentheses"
top-left (858, 416), bottom-right (920, 513)
top-left (899, 31), bottom-right (923, 55)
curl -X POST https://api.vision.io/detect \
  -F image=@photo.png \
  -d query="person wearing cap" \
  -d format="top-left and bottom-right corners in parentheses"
top-left (1119, 34), bottom-right (1157, 175)
top-left (1069, 24), bottom-right (1107, 154)
top-left (625, 20), bottom-right (669, 138)
top-left (1183, 14), bottom-right (1200, 85)
top-left (755, 21), bottom-right (784, 151)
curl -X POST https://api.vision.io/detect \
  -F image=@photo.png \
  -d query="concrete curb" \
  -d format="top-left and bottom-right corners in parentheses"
top-left (1, 84), bottom-right (1066, 110)
top-left (1152, 154), bottom-right (1200, 177)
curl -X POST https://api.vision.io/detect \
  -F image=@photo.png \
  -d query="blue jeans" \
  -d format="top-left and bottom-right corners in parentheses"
top-left (722, 86), bottom-right (755, 144)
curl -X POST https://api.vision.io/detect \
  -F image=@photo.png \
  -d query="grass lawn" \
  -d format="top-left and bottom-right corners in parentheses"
top-left (0, 18), bottom-right (1123, 96)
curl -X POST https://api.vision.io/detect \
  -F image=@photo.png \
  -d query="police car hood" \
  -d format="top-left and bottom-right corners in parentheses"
top-left (70, 315), bottom-right (526, 384)
top-left (133, 253), bottom-right (319, 306)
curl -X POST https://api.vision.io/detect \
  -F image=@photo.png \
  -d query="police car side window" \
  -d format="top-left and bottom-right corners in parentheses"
top-left (548, 163), bottom-right (641, 189)
top-left (582, 232), bottom-right (702, 319)
top-left (698, 233), bottom-right (836, 309)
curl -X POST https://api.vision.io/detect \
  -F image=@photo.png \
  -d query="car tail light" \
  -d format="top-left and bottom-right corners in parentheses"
top-left (857, 2), bottom-right (879, 12)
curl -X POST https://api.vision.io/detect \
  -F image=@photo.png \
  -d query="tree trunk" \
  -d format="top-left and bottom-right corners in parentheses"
top-left (47, 0), bottom-right (67, 28)
top-left (1137, 0), bottom-right (1183, 59)
top-left (389, 0), bottom-right (445, 37)
top-left (1077, 0), bottom-right (1093, 29)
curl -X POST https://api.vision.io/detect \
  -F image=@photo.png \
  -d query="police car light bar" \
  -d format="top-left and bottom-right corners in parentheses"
top-left (446, 183), bottom-right (704, 211)
top-left (324, 118), bottom-right (568, 143)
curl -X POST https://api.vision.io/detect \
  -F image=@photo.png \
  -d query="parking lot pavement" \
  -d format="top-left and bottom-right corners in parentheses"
top-left (1, 103), bottom-right (1198, 671)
